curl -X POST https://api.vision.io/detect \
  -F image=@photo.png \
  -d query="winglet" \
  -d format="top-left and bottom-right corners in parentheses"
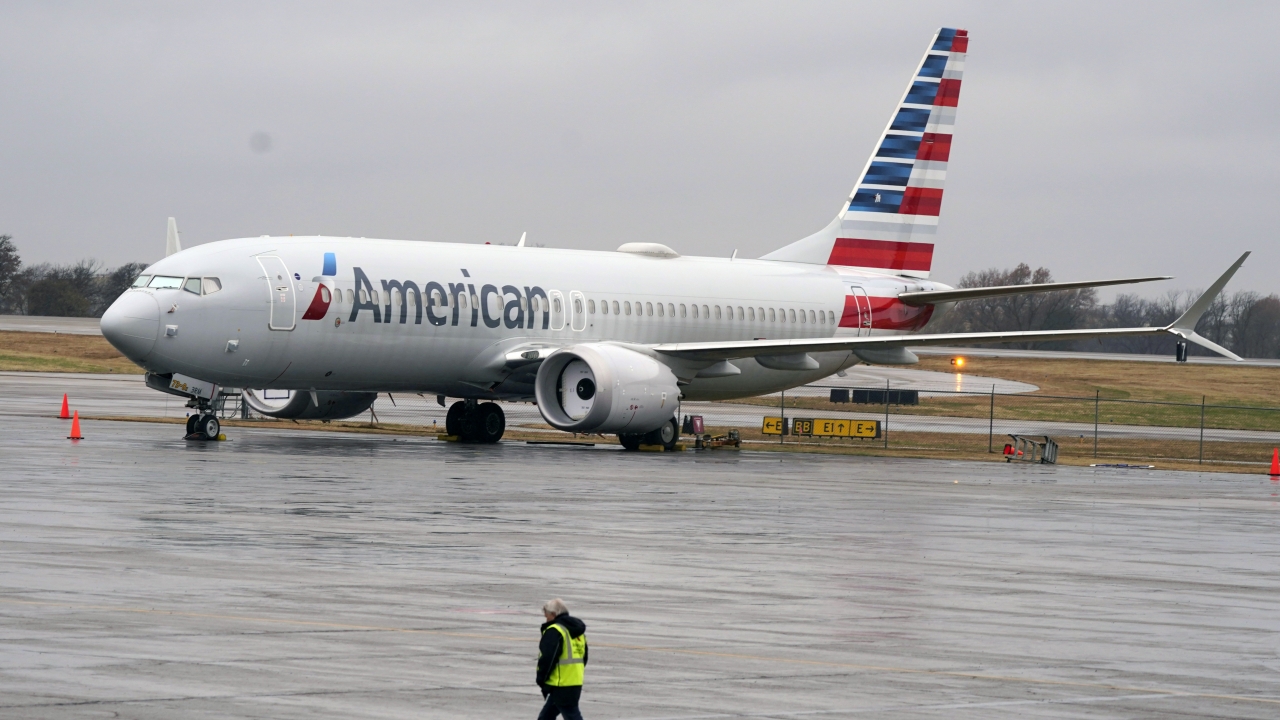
top-left (1163, 251), bottom-right (1250, 361)
top-left (165, 217), bottom-right (182, 256)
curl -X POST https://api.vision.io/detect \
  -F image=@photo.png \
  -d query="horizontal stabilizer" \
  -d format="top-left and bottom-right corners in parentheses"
top-left (899, 275), bottom-right (1172, 306)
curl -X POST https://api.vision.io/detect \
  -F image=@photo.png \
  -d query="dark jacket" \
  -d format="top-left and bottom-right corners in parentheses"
top-left (536, 613), bottom-right (588, 688)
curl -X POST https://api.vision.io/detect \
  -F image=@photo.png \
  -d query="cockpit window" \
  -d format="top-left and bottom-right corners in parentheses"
top-left (148, 276), bottom-right (183, 289)
top-left (202, 277), bottom-right (222, 295)
top-left (131, 275), bottom-right (152, 288)
top-left (183, 278), bottom-right (202, 294)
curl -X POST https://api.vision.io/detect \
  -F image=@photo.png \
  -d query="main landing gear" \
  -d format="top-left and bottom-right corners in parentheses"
top-left (184, 399), bottom-right (221, 441)
top-left (446, 400), bottom-right (506, 443)
top-left (618, 417), bottom-right (679, 452)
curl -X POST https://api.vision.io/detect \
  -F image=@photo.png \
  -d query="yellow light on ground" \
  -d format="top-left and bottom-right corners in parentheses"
top-left (950, 356), bottom-right (966, 368)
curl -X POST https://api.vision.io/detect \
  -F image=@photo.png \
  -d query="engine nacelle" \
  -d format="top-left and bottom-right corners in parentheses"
top-left (534, 344), bottom-right (680, 434)
top-left (242, 389), bottom-right (378, 420)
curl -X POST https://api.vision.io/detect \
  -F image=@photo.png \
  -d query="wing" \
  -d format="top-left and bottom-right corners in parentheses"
top-left (653, 253), bottom-right (1250, 363)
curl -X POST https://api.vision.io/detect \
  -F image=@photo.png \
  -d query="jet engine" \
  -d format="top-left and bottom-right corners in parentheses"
top-left (534, 344), bottom-right (679, 434)
top-left (242, 389), bottom-right (378, 420)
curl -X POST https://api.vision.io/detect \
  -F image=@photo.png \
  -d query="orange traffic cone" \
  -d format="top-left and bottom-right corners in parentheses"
top-left (67, 411), bottom-right (83, 440)
top-left (1270, 448), bottom-right (1279, 477)
top-left (59, 393), bottom-right (70, 419)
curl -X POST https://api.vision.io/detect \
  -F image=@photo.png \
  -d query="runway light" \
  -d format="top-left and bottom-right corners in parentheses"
top-left (950, 356), bottom-right (966, 368)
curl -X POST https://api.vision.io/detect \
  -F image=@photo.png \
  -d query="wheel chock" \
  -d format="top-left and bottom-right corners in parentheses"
top-left (437, 434), bottom-right (460, 442)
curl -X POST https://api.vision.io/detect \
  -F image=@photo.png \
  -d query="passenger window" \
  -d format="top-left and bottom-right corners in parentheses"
top-left (819, 310), bottom-right (825, 324)
top-left (748, 307), bottom-right (755, 321)
top-left (553, 297), bottom-right (562, 313)
top-left (573, 298), bottom-right (583, 314)
top-left (668, 303), bottom-right (675, 317)
top-left (692, 305), bottom-right (699, 319)
top-left (714, 306), bottom-right (722, 319)
top-left (788, 309), bottom-right (796, 323)
top-left (612, 300), bottom-right (620, 315)
top-left (702, 304), bottom-right (709, 318)
top-left (319, 286), bottom-right (331, 303)
top-left (769, 308), bottom-right (776, 322)
top-left (601, 301), bottom-right (609, 315)
top-left (458, 293), bottom-right (466, 308)
top-left (758, 307), bottom-right (765, 320)
top-left (680, 304), bottom-right (687, 318)
top-left (148, 275), bottom-right (183, 289)
top-left (183, 277), bottom-right (202, 294)
top-left (657, 303), bottom-right (664, 317)
top-left (373, 291), bottom-right (381, 305)
top-left (829, 311), bottom-right (836, 324)
top-left (646, 302), bottom-right (653, 316)
top-left (588, 299), bottom-right (596, 314)
top-left (737, 306), bottom-right (744, 319)
top-left (624, 301), bottom-right (631, 315)
top-left (132, 275), bottom-right (151, 288)
top-left (808, 310), bottom-right (815, 324)
top-left (347, 289), bottom-right (355, 304)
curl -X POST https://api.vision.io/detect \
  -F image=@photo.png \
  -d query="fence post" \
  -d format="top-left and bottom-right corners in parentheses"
top-left (884, 378), bottom-right (890, 449)
top-left (1199, 395), bottom-right (1206, 464)
top-left (988, 384), bottom-right (995, 453)
top-left (1093, 390), bottom-right (1100, 458)
top-left (780, 389), bottom-right (785, 445)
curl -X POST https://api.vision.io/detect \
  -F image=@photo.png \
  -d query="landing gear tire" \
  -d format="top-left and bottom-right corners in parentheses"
top-left (198, 415), bottom-right (220, 440)
top-left (474, 402), bottom-right (505, 444)
top-left (651, 417), bottom-right (679, 451)
top-left (447, 400), bottom-right (505, 443)
top-left (186, 414), bottom-right (200, 436)
top-left (617, 433), bottom-right (642, 451)
top-left (446, 401), bottom-right (466, 436)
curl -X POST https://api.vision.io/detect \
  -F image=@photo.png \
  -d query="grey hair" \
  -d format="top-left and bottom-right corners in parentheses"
top-left (542, 598), bottom-right (569, 616)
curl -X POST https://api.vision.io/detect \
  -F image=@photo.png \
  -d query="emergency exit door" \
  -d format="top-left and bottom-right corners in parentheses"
top-left (845, 284), bottom-right (872, 337)
top-left (257, 256), bottom-right (296, 330)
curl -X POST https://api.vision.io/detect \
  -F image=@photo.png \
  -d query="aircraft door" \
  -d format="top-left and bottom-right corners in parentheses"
top-left (257, 256), bottom-right (296, 330)
top-left (549, 290), bottom-right (565, 330)
top-left (570, 291), bottom-right (586, 331)
top-left (845, 284), bottom-right (872, 337)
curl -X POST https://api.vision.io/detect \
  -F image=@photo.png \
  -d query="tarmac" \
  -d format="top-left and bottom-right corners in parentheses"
top-left (8, 371), bottom-right (1279, 446)
top-left (2, 410), bottom-right (1280, 718)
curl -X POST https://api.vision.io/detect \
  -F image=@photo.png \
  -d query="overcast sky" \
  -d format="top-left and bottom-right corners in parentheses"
top-left (1, 1), bottom-right (1276, 297)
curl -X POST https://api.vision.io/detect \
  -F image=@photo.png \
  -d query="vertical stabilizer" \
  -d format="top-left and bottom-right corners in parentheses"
top-left (762, 28), bottom-right (968, 278)
top-left (165, 217), bottom-right (182, 257)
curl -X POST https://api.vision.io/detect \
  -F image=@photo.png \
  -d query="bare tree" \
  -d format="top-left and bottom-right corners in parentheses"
top-left (0, 235), bottom-right (21, 313)
top-left (930, 263), bottom-right (1097, 348)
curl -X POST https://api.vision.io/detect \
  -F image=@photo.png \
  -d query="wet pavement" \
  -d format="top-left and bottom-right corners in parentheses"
top-left (2, 413), bottom-right (1279, 718)
top-left (8, 371), bottom-right (1278, 446)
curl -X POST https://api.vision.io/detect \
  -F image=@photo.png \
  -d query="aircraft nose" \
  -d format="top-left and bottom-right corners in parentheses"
top-left (100, 291), bottom-right (160, 362)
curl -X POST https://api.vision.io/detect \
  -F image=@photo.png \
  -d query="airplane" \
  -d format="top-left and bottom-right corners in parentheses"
top-left (100, 27), bottom-right (1249, 448)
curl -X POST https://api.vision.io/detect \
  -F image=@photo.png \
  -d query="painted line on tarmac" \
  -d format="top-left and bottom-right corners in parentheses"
top-left (3, 596), bottom-right (1277, 708)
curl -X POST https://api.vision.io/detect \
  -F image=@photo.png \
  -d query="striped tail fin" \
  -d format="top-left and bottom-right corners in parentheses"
top-left (762, 27), bottom-right (967, 279)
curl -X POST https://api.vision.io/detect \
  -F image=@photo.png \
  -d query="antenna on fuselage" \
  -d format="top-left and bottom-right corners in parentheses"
top-left (517, 231), bottom-right (527, 247)
top-left (165, 217), bottom-right (182, 256)
top-left (730, 248), bottom-right (738, 260)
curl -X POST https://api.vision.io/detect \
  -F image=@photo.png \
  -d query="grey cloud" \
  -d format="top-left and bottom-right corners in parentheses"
top-left (0, 1), bottom-right (1275, 296)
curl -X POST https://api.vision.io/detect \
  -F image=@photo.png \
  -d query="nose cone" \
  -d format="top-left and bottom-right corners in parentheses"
top-left (100, 291), bottom-right (160, 362)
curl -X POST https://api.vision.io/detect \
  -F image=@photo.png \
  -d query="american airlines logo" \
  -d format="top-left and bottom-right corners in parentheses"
top-left (303, 266), bottom-right (554, 330)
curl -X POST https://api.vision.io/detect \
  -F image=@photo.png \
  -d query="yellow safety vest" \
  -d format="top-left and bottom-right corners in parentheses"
top-left (542, 623), bottom-right (586, 687)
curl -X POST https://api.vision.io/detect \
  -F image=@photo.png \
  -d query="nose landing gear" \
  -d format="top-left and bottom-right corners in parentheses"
top-left (445, 400), bottom-right (506, 443)
top-left (184, 399), bottom-right (223, 441)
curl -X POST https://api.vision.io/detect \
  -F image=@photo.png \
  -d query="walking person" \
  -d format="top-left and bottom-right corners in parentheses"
top-left (536, 598), bottom-right (588, 720)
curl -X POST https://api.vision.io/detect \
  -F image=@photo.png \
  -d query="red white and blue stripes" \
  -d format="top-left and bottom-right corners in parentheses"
top-left (828, 27), bottom-right (967, 278)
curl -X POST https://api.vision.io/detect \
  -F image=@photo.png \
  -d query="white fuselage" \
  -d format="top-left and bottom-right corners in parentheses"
top-left (103, 236), bottom-right (951, 401)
